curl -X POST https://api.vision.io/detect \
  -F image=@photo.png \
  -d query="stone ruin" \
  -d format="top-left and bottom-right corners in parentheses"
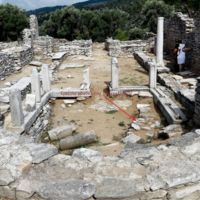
top-left (54, 39), bottom-right (93, 57)
top-left (164, 12), bottom-right (200, 69)
top-left (1, 14), bottom-right (200, 200)
top-left (105, 37), bottom-right (155, 57)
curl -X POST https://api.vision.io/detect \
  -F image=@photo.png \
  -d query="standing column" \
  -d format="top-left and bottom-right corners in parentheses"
top-left (83, 67), bottom-right (90, 89)
top-left (31, 67), bottom-right (41, 103)
top-left (156, 17), bottom-right (164, 67)
top-left (111, 57), bottom-right (119, 89)
top-left (149, 62), bottom-right (157, 88)
top-left (41, 64), bottom-right (51, 93)
top-left (9, 89), bottom-right (24, 127)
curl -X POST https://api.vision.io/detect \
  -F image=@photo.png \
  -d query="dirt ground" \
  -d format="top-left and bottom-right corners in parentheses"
top-left (48, 43), bottom-right (163, 156)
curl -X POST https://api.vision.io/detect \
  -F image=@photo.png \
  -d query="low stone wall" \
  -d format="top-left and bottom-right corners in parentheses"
top-left (0, 46), bottom-right (33, 79)
top-left (54, 39), bottom-right (93, 56)
top-left (194, 78), bottom-right (200, 126)
top-left (105, 38), bottom-right (154, 57)
top-left (0, 41), bottom-right (19, 50)
top-left (1, 129), bottom-right (200, 200)
top-left (34, 36), bottom-right (53, 55)
top-left (28, 103), bottom-right (51, 142)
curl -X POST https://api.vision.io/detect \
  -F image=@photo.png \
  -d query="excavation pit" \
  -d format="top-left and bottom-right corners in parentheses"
top-left (41, 93), bottom-right (168, 156)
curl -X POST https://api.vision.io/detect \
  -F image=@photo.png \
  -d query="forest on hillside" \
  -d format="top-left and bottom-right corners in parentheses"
top-left (0, 0), bottom-right (199, 42)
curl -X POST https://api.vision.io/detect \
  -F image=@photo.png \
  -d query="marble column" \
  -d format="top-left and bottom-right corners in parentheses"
top-left (111, 57), bottom-right (119, 89)
top-left (156, 17), bottom-right (164, 67)
top-left (41, 64), bottom-right (51, 93)
top-left (9, 89), bottom-right (24, 127)
top-left (149, 62), bottom-right (157, 88)
top-left (31, 67), bottom-right (41, 103)
top-left (83, 67), bottom-right (90, 89)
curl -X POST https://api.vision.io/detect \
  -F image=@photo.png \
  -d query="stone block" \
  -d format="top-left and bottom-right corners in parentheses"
top-left (25, 143), bottom-right (58, 164)
top-left (25, 94), bottom-right (36, 112)
top-left (38, 180), bottom-right (95, 200)
top-left (72, 148), bottom-right (102, 162)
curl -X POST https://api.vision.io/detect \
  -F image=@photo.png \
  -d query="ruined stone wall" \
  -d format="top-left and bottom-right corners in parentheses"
top-left (34, 36), bottom-right (53, 55)
top-left (28, 103), bottom-right (51, 142)
top-left (54, 39), bottom-right (93, 56)
top-left (22, 28), bottom-right (33, 47)
top-left (0, 41), bottom-right (19, 50)
top-left (164, 12), bottom-right (195, 67)
top-left (30, 15), bottom-right (39, 40)
top-left (193, 16), bottom-right (200, 69)
top-left (105, 38), bottom-right (154, 57)
top-left (194, 78), bottom-right (200, 126)
top-left (0, 46), bottom-right (33, 78)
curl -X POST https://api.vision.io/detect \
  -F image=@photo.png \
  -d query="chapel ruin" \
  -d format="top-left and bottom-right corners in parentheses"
top-left (0, 13), bottom-right (200, 200)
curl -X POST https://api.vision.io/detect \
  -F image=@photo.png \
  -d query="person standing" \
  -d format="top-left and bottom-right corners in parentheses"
top-left (177, 43), bottom-right (186, 72)
top-left (177, 42), bottom-right (192, 72)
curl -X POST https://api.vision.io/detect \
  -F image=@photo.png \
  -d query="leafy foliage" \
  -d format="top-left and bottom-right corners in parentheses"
top-left (39, 0), bottom-right (175, 41)
top-left (0, 4), bottom-right (28, 41)
top-left (40, 7), bottom-right (129, 42)
top-left (0, 0), bottom-right (198, 42)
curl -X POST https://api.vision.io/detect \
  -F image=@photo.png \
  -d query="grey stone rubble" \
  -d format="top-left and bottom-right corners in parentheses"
top-left (122, 134), bottom-right (143, 145)
top-left (158, 73), bottom-right (196, 114)
top-left (158, 124), bottom-right (183, 139)
top-left (1, 129), bottom-right (200, 199)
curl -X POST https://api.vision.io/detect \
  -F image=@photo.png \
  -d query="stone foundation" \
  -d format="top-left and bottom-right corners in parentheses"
top-left (34, 36), bottom-right (53, 55)
top-left (27, 103), bottom-right (51, 142)
top-left (54, 39), bottom-right (93, 56)
top-left (194, 78), bottom-right (200, 126)
top-left (0, 41), bottom-right (19, 50)
top-left (105, 38), bottom-right (154, 57)
top-left (0, 46), bottom-right (33, 78)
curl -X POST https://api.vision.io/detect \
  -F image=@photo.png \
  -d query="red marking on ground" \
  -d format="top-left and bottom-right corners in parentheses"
top-left (93, 90), bottom-right (136, 122)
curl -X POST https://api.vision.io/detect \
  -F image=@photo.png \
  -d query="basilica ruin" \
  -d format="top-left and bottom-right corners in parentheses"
top-left (0, 13), bottom-right (200, 200)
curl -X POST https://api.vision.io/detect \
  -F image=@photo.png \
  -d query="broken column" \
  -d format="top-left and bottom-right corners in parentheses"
top-left (111, 57), bottom-right (119, 89)
top-left (156, 17), bottom-right (164, 67)
top-left (22, 29), bottom-right (33, 47)
top-left (83, 67), bottom-right (90, 89)
top-left (59, 131), bottom-right (97, 150)
top-left (31, 68), bottom-right (41, 103)
top-left (149, 62), bottom-right (157, 88)
top-left (41, 64), bottom-right (51, 93)
top-left (194, 78), bottom-right (200, 126)
top-left (30, 15), bottom-right (39, 40)
top-left (9, 89), bottom-right (24, 127)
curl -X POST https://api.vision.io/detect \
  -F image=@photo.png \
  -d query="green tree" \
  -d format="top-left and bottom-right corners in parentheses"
top-left (141, 0), bottom-right (174, 32)
top-left (0, 4), bottom-right (28, 41)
